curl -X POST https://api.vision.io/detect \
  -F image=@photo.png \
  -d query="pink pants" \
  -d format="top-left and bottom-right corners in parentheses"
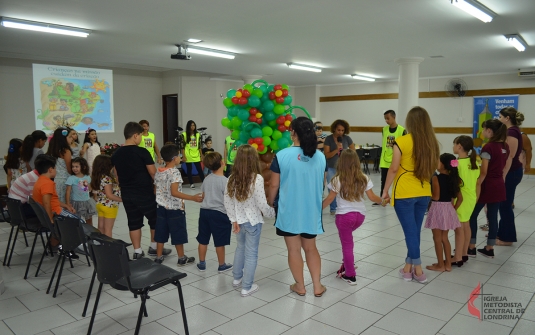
top-left (335, 211), bottom-right (365, 277)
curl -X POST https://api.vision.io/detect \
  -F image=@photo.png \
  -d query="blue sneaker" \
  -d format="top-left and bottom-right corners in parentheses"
top-left (197, 261), bottom-right (206, 272)
top-left (218, 263), bottom-right (233, 273)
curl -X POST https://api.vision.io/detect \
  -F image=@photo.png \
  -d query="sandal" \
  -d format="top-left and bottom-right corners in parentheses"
top-left (290, 283), bottom-right (306, 296)
top-left (314, 285), bottom-right (327, 297)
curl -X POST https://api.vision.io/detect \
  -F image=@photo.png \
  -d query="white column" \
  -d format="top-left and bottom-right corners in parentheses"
top-left (395, 57), bottom-right (424, 122)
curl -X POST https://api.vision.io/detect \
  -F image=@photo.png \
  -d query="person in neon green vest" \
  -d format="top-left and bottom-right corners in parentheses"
top-left (376, 110), bottom-right (406, 205)
top-left (224, 132), bottom-right (237, 178)
top-left (181, 120), bottom-right (205, 189)
top-left (138, 120), bottom-right (163, 165)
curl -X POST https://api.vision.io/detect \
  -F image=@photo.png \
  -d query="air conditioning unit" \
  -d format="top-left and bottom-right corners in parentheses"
top-left (518, 69), bottom-right (535, 79)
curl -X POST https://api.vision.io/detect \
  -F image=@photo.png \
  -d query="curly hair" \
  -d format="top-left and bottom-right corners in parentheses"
top-left (90, 155), bottom-right (114, 191)
top-left (330, 119), bottom-right (350, 135)
top-left (72, 157), bottom-right (90, 176)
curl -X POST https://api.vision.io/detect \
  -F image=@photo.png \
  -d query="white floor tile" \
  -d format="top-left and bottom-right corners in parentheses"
top-left (200, 290), bottom-right (266, 319)
top-left (440, 314), bottom-right (512, 335)
top-left (342, 287), bottom-right (405, 315)
top-left (0, 297), bottom-right (30, 321)
top-left (312, 302), bottom-right (382, 334)
top-left (374, 308), bottom-right (445, 335)
top-left (280, 319), bottom-right (351, 335)
top-left (488, 271), bottom-right (535, 292)
top-left (3, 305), bottom-right (76, 335)
top-left (398, 292), bottom-right (463, 321)
top-left (157, 305), bottom-right (229, 335)
top-left (52, 313), bottom-right (127, 335)
top-left (212, 312), bottom-right (289, 335)
top-left (365, 275), bottom-right (423, 299)
top-left (511, 319), bottom-right (535, 335)
top-left (255, 296), bottom-right (323, 327)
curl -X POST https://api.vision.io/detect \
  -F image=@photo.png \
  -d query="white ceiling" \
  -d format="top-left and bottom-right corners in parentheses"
top-left (0, 0), bottom-right (534, 86)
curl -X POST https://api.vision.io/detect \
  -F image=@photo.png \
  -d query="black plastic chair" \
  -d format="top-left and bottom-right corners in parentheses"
top-left (28, 197), bottom-right (59, 278)
top-left (2, 195), bottom-right (31, 267)
top-left (368, 147), bottom-right (381, 173)
top-left (87, 234), bottom-right (190, 335)
top-left (362, 149), bottom-right (371, 174)
top-left (5, 197), bottom-right (49, 279)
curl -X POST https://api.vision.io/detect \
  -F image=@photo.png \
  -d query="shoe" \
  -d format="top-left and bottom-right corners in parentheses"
top-left (336, 264), bottom-right (345, 278)
top-left (133, 251), bottom-right (145, 260)
top-left (462, 256), bottom-right (469, 262)
top-left (233, 278), bottom-right (242, 287)
top-left (399, 268), bottom-right (413, 282)
top-left (372, 203), bottom-right (380, 207)
top-left (67, 251), bottom-right (79, 259)
top-left (148, 247), bottom-right (172, 256)
top-left (412, 269), bottom-right (427, 284)
top-left (154, 256), bottom-right (164, 264)
top-left (451, 260), bottom-right (463, 267)
top-left (477, 247), bottom-right (494, 258)
top-left (341, 274), bottom-right (357, 285)
top-left (197, 261), bottom-right (206, 272)
top-left (467, 248), bottom-right (476, 257)
top-left (480, 224), bottom-right (489, 231)
top-left (177, 255), bottom-right (195, 266)
top-left (241, 283), bottom-right (259, 297)
top-left (217, 263), bottom-right (233, 273)
top-left (190, 184), bottom-right (195, 189)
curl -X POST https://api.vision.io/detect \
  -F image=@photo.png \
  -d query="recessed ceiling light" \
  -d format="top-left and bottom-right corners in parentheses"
top-left (0, 16), bottom-right (91, 37)
top-left (351, 74), bottom-right (376, 82)
top-left (186, 38), bottom-right (202, 43)
top-left (286, 63), bottom-right (322, 73)
top-left (451, 0), bottom-right (496, 23)
top-left (186, 45), bottom-right (235, 59)
top-left (505, 34), bottom-right (527, 52)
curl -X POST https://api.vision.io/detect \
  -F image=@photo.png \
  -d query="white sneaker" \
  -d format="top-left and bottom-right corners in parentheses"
top-left (190, 184), bottom-right (195, 189)
top-left (233, 278), bottom-right (242, 287)
top-left (241, 283), bottom-right (259, 297)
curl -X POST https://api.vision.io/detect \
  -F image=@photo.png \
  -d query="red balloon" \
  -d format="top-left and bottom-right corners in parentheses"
top-left (258, 144), bottom-right (265, 152)
top-left (278, 125), bottom-right (286, 132)
top-left (254, 137), bottom-right (263, 145)
top-left (285, 114), bottom-right (293, 121)
top-left (237, 88), bottom-right (243, 93)
top-left (249, 108), bottom-right (258, 115)
top-left (275, 97), bottom-right (284, 104)
top-left (248, 138), bottom-right (254, 145)
top-left (282, 89), bottom-right (289, 97)
top-left (268, 92), bottom-right (276, 100)
top-left (274, 84), bottom-right (282, 91)
top-left (276, 116), bottom-right (285, 124)
top-left (231, 97), bottom-right (239, 104)
top-left (249, 115), bottom-right (257, 122)
top-left (239, 97), bottom-right (248, 105)
top-left (255, 118), bottom-right (263, 124)
top-left (242, 90), bottom-right (251, 98)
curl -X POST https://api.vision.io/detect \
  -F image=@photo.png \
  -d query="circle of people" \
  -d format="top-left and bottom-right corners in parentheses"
top-left (5, 106), bottom-right (531, 297)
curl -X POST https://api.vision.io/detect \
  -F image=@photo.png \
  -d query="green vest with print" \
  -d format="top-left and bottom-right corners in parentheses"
top-left (379, 125), bottom-right (405, 168)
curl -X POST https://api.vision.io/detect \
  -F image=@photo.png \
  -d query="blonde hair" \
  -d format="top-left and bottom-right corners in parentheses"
top-left (226, 145), bottom-right (261, 202)
top-left (333, 149), bottom-right (368, 202)
top-left (405, 106), bottom-right (440, 183)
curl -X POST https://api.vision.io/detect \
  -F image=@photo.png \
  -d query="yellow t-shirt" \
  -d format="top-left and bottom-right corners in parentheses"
top-left (391, 134), bottom-right (431, 205)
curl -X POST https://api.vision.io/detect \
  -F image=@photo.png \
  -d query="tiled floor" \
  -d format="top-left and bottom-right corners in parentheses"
top-left (1, 173), bottom-right (535, 335)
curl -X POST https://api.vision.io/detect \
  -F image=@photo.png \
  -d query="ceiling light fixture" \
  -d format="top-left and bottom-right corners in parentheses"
top-left (505, 34), bottom-right (527, 52)
top-left (451, 0), bottom-right (495, 23)
top-left (186, 38), bottom-right (202, 43)
top-left (186, 45), bottom-right (235, 59)
top-left (351, 74), bottom-right (376, 82)
top-left (287, 63), bottom-right (322, 73)
top-left (0, 16), bottom-right (91, 37)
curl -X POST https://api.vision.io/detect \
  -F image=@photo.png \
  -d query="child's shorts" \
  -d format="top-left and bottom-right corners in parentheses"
top-left (96, 203), bottom-right (119, 219)
top-left (196, 208), bottom-right (231, 247)
top-left (154, 206), bottom-right (187, 245)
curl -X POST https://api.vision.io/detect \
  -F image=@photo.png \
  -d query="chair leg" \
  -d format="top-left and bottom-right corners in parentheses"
top-left (35, 238), bottom-right (50, 277)
top-left (176, 282), bottom-right (190, 335)
top-left (6, 226), bottom-right (20, 267)
top-left (87, 282), bottom-right (104, 335)
top-left (134, 294), bottom-right (147, 335)
top-left (47, 232), bottom-right (54, 258)
top-left (24, 232), bottom-right (39, 279)
top-left (83, 243), bottom-right (91, 267)
top-left (22, 230), bottom-right (29, 247)
top-left (3, 225), bottom-right (15, 266)
top-left (39, 232), bottom-right (47, 254)
top-left (82, 269), bottom-right (97, 317)
top-left (53, 255), bottom-right (67, 298)
top-left (47, 253), bottom-right (63, 294)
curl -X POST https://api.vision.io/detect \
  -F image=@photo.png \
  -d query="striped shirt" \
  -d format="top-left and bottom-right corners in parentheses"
top-left (8, 170), bottom-right (40, 203)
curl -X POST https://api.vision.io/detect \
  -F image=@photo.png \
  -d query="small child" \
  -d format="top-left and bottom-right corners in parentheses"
top-left (91, 155), bottom-right (122, 237)
top-left (69, 129), bottom-right (80, 158)
top-left (4, 138), bottom-right (27, 189)
top-left (224, 145), bottom-right (275, 297)
top-left (314, 121), bottom-right (326, 152)
top-left (46, 128), bottom-right (73, 203)
top-left (154, 144), bottom-right (203, 265)
top-left (196, 152), bottom-right (232, 273)
top-left (424, 153), bottom-right (463, 272)
top-left (201, 137), bottom-right (215, 176)
top-left (322, 149), bottom-right (384, 285)
top-left (80, 128), bottom-right (101, 173)
top-left (66, 157), bottom-right (96, 226)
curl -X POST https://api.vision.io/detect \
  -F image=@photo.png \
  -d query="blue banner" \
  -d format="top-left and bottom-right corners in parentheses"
top-left (473, 95), bottom-right (518, 153)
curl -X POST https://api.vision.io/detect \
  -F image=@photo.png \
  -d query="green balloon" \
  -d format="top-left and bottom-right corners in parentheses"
top-left (221, 117), bottom-right (231, 128)
top-left (259, 147), bottom-right (268, 154)
top-left (273, 104), bottom-right (285, 115)
top-left (231, 130), bottom-right (241, 140)
top-left (268, 120), bottom-right (277, 127)
top-left (283, 96), bottom-right (293, 105)
top-left (267, 85), bottom-right (274, 92)
top-left (250, 128), bottom-right (262, 138)
top-left (234, 140), bottom-right (244, 148)
top-left (264, 111), bottom-right (276, 121)
top-left (239, 131), bottom-right (251, 142)
top-left (262, 126), bottom-right (273, 137)
top-left (277, 137), bottom-right (289, 149)
top-left (290, 113), bottom-right (297, 119)
top-left (231, 116), bottom-right (243, 129)
top-left (282, 131), bottom-right (291, 140)
top-left (259, 85), bottom-right (268, 94)
top-left (252, 88), bottom-right (263, 98)
top-left (243, 84), bottom-right (254, 93)
top-left (262, 100), bottom-right (274, 112)
top-left (238, 109), bottom-right (249, 121)
top-left (241, 120), bottom-right (251, 130)
top-left (272, 130), bottom-right (282, 140)
top-left (281, 84), bottom-right (289, 90)
top-left (269, 141), bottom-right (279, 151)
top-left (228, 106), bottom-right (239, 117)
top-left (226, 89), bottom-right (237, 99)
top-left (223, 98), bottom-right (234, 108)
top-left (262, 136), bottom-right (271, 146)
top-left (248, 96), bottom-right (261, 108)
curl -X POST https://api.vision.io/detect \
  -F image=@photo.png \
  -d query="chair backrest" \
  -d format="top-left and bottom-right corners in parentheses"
top-left (28, 197), bottom-right (56, 233)
top-left (5, 197), bottom-right (24, 227)
top-left (55, 216), bottom-right (86, 251)
top-left (369, 147), bottom-right (380, 160)
top-left (1, 195), bottom-right (11, 223)
top-left (89, 234), bottom-right (131, 286)
top-left (356, 149), bottom-right (364, 161)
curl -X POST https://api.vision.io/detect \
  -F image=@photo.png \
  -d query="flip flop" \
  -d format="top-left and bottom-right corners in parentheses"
top-left (314, 285), bottom-right (327, 297)
top-left (290, 283), bottom-right (306, 296)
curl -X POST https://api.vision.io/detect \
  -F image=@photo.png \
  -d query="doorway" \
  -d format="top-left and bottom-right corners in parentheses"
top-left (162, 94), bottom-right (178, 144)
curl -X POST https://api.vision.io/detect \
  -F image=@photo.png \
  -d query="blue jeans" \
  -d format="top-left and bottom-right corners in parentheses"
top-left (203, 167), bottom-right (211, 177)
top-left (394, 197), bottom-right (430, 265)
top-left (470, 202), bottom-right (499, 246)
top-left (498, 167), bottom-right (523, 242)
top-left (233, 222), bottom-right (262, 290)
top-left (326, 167), bottom-right (337, 211)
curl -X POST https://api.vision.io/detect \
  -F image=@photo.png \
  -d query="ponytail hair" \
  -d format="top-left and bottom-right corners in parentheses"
top-left (482, 119), bottom-right (507, 143)
top-left (290, 117), bottom-right (317, 157)
top-left (453, 135), bottom-right (478, 170)
top-left (499, 107), bottom-right (524, 126)
top-left (21, 135), bottom-right (35, 162)
top-left (440, 153), bottom-right (462, 197)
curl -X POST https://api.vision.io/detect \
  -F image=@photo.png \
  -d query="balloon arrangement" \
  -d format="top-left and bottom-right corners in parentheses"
top-left (220, 80), bottom-right (311, 156)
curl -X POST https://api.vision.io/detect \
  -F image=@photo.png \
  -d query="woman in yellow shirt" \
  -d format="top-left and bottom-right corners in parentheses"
top-left (382, 107), bottom-right (440, 284)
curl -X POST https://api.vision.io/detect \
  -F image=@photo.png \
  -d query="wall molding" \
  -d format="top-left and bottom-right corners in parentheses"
top-left (322, 126), bottom-right (535, 134)
top-left (319, 87), bottom-right (535, 102)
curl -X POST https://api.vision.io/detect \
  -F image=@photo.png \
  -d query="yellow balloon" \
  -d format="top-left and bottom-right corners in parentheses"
top-left (275, 90), bottom-right (283, 97)
top-left (251, 143), bottom-right (258, 149)
top-left (256, 113), bottom-right (263, 118)
top-left (235, 91), bottom-right (242, 98)
top-left (284, 120), bottom-right (291, 127)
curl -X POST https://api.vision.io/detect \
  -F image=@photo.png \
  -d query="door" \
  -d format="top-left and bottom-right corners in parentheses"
top-left (162, 94), bottom-right (178, 144)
